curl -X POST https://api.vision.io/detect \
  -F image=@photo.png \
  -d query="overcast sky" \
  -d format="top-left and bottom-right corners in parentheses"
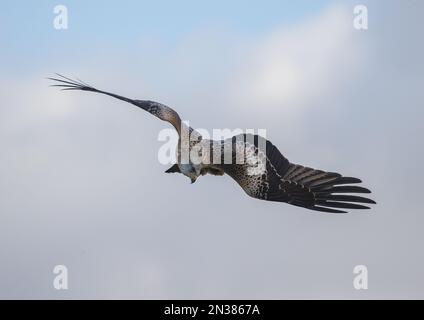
top-left (0, 0), bottom-right (423, 299)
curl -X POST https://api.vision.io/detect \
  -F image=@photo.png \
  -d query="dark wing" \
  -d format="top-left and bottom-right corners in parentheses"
top-left (218, 134), bottom-right (375, 213)
top-left (48, 74), bottom-right (184, 134)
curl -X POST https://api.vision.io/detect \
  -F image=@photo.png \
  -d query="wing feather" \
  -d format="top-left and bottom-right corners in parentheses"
top-left (49, 74), bottom-right (185, 134)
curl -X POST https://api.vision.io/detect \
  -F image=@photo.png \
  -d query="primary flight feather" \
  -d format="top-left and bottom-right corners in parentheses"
top-left (49, 74), bottom-right (376, 213)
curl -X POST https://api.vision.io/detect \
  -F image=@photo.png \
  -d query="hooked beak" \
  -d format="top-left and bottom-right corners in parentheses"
top-left (190, 177), bottom-right (197, 184)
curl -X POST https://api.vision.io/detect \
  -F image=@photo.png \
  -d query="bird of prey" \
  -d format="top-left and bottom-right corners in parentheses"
top-left (49, 74), bottom-right (376, 213)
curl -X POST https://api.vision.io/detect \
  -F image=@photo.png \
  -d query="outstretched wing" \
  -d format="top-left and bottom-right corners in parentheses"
top-left (49, 74), bottom-right (184, 134)
top-left (218, 134), bottom-right (375, 213)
